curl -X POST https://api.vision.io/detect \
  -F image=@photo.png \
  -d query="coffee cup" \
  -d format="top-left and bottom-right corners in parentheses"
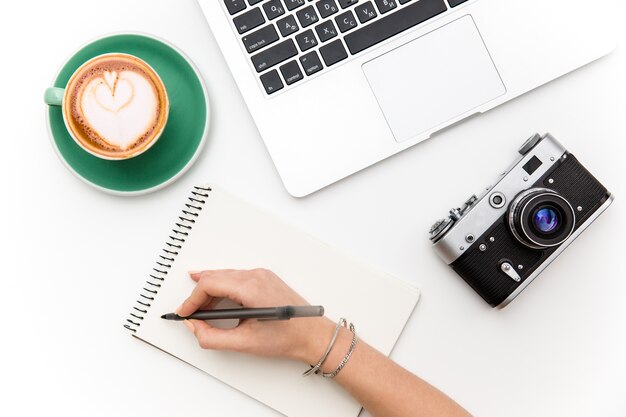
top-left (45, 53), bottom-right (169, 160)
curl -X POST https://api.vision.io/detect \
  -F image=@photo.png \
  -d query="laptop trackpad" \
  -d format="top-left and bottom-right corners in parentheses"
top-left (362, 16), bottom-right (506, 143)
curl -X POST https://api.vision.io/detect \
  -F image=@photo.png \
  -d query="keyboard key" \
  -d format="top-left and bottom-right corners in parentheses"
top-left (299, 51), bottom-right (324, 76)
top-left (249, 0), bottom-right (264, 4)
top-left (374, 0), bottom-right (397, 14)
top-left (233, 7), bottom-right (265, 34)
top-left (354, 2), bottom-right (377, 23)
top-left (448, 0), bottom-right (468, 6)
top-left (344, 0), bottom-right (447, 54)
top-left (319, 39), bottom-right (348, 66)
top-left (338, 0), bottom-right (358, 8)
top-left (251, 39), bottom-right (298, 72)
top-left (315, 20), bottom-right (338, 42)
top-left (263, 0), bottom-right (286, 20)
top-left (296, 5), bottom-right (319, 27)
top-left (260, 69), bottom-right (284, 94)
top-left (284, 0), bottom-right (305, 11)
top-left (280, 60), bottom-right (304, 85)
top-left (276, 15), bottom-right (299, 37)
top-left (316, 0), bottom-right (339, 18)
top-left (242, 24), bottom-right (279, 53)
top-left (335, 10), bottom-right (358, 33)
top-left (398, 0), bottom-right (412, 3)
top-left (224, 0), bottom-right (246, 15)
top-left (295, 29), bottom-right (318, 51)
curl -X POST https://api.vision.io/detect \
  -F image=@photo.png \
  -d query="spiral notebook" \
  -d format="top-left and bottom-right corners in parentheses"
top-left (124, 185), bottom-right (420, 417)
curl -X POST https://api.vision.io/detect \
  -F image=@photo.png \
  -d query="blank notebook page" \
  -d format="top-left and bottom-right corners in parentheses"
top-left (125, 185), bottom-right (420, 417)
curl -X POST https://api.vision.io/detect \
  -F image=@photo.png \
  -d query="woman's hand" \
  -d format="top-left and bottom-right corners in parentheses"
top-left (177, 269), bottom-right (335, 364)
top-left (177, 269), bottom-right (474, 417)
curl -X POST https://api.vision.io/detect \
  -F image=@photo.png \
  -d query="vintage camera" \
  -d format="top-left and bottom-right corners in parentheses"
top-left (429, 133), bottom-right (613, 308)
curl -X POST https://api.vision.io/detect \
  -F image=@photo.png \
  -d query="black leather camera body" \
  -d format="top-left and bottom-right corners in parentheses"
top-left (429, 133), bottom-right (613, 308)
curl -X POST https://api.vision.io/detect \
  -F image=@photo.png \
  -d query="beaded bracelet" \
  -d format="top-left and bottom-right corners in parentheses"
top-left (321, 322), bottom-right (358, 379)
top-left (302, 318), bottom-right (346, 377)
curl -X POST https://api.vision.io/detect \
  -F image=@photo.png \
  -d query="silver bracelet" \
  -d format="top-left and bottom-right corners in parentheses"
top-left (322, 322), bottom-right (358, 379)
top-left (302, 318), bottom-right (346, 377)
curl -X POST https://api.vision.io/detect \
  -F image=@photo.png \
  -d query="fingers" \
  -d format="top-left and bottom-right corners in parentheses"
top-left (189, 269), bottom-right (237, 282)
top-left (185, 319), bottom-right (246, 351)
top-left (177, 284), bottom-right (212, 317)
top-left (177, 270), bottom-right (246, 317)
top-left (189, 271), bottom-right (202, 282)
top-left (176, 296), bottom-right (216, 315)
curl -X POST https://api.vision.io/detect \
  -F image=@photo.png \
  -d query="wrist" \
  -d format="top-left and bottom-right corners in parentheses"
top-left (290, 317), bottom-right (336, 364)
top-left (290, 317), bottom-right (354, 375)
top-left (316, 324), bottom-right (353, 375)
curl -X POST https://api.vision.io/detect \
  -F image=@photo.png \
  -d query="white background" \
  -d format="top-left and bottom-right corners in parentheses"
top-left (0, 1), bottom-right (624, 416)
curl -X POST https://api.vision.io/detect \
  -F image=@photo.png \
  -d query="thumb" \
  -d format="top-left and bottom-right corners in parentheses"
top-left (185, 319), bottom-right (245, 351)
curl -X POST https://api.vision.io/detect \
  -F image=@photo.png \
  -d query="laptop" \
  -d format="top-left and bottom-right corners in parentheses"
top-left (198, 0), bottom-right (616, 197)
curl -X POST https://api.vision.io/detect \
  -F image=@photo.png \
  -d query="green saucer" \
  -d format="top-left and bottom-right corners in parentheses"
top-left (46, 33), bottom-right (210, 195)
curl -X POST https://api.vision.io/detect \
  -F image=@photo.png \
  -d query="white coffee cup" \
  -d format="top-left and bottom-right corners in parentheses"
top-left (44, 53), bottom-right (169, 160)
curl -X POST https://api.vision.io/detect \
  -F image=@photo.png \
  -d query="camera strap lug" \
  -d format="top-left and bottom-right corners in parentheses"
top-left (500, 262), bottom-right (521, 282)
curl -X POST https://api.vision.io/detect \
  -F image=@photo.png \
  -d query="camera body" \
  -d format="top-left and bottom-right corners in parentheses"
top-left (429, 133), bottom-right (613, 308)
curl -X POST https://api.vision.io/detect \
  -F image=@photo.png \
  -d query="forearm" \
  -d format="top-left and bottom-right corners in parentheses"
top-left (301, 320), bottom-right (472, 417)
top-left (179, 270), bottom-right (471, 416)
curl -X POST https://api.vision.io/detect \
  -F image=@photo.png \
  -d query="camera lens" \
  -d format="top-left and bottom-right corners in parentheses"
top-left (508, 189), bottom-right (575, 249)
top-left (532, 206), bottom-right (559, 234)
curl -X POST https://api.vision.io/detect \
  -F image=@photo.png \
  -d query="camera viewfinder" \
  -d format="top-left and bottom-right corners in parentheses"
top-left (522, 156), bottom-right (543, 175)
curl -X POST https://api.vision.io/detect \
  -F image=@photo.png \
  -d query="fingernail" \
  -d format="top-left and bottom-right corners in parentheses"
top-left (188, 270), bottom-right (202, 276)
top-left (183, 320), bottom-right (195, 333)
top-left (175, 305), bottom-right (183, 315)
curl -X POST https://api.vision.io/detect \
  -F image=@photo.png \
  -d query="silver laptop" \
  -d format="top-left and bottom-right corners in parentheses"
top-left (199, 0), bottom-right (615, 197)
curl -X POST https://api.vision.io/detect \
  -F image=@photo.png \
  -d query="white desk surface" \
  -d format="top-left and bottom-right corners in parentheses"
top-left (1, 1), bottom-right (624, 416)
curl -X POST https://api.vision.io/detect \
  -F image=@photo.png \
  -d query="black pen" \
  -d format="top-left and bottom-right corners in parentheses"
top-left (161, 305), bottom-right (324, 321)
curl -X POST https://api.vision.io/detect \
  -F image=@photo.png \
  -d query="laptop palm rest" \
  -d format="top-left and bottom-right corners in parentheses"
top-left (362, 15), bottom-right (506, 143)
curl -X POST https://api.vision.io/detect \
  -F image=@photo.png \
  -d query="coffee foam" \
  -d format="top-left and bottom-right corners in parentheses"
top-left (66, 55), bottom-right (167, 157)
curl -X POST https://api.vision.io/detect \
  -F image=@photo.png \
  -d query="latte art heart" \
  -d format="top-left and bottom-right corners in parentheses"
top-left (103, 70), bottom-right (118, 90)
top-left (65, 53), bottom-right (168, 159)
top-left (82, 71), bottom-right (157, 150)
top-left (94, 71), bottom-right (134, 113)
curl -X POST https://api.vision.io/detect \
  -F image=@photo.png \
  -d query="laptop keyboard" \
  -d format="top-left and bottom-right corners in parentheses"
top-left (224, 0), bottom-right (469, 95)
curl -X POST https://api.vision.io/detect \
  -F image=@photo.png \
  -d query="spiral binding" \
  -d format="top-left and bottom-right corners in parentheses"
top-left (124, 185), bottom-right (211, 333)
